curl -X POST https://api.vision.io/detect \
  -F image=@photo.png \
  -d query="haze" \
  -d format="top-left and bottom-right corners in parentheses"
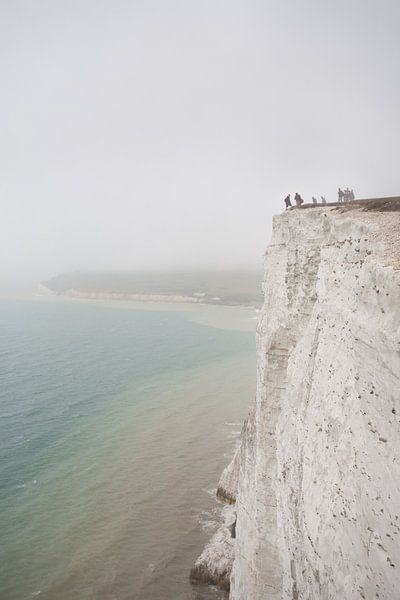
top-left (1, 0), bottom-right (399, 281)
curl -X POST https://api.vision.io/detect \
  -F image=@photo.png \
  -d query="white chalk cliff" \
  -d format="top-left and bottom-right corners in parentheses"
top-left (195, 201), bottom-right (400, 599)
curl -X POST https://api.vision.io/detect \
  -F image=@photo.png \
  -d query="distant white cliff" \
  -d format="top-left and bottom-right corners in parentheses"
top-left (60, 288), bottom-right (200, 303)
top-left (195, 201), bottom-right (400, 599)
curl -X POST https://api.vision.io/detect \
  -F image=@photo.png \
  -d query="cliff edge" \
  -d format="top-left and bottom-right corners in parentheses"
top-left (195, 200), bottom-right (400, 599)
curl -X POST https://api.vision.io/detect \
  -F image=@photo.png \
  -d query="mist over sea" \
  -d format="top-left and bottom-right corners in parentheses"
top-left (0, 289), bottom-right (256, 600)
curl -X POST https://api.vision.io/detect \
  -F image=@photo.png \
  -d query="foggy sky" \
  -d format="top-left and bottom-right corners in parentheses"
top-left (1, 0), bottom-right (399, 280)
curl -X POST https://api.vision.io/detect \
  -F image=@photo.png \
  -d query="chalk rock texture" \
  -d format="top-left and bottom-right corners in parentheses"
top-left (217, 422), bottom-right (248, 504)
top-left (217, 450), bottom-right (239, 504)
top-left (230, 205), bottom-right (400, 599)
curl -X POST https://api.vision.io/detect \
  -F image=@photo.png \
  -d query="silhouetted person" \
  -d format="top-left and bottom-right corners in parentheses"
top-left (312, 196), bottom-right (317, 204)
top-left (284, 194), bottom-right (292, 208)
top-left (338, 188), bottom-right (344, 202)
top-left (295, 192), bottom-right (304, 206)
top-left (321, 196), bottom-right (327, 204)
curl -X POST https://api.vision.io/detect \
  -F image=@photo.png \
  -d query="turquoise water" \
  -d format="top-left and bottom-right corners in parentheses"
top-left (0, 294), bottom-right (255, 600)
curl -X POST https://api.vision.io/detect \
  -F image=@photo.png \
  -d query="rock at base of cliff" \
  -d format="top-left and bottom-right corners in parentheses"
top-left (216, 434), bottom-right (244, 504)
top-left (190, 511), bottom-right (236, 592)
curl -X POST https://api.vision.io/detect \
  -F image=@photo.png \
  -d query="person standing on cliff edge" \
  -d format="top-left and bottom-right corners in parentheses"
top-left (295, 192), bottom-right (304, 206)
top-left (284, 194), bottom-right (292, 208)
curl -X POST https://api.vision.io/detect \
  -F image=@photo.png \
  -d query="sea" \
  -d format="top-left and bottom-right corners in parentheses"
top-left (0, 285), bottom-right (256, 600)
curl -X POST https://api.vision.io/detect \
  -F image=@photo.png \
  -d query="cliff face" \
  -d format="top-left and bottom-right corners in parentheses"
top-left (230, 205), bottom-right (400, 599)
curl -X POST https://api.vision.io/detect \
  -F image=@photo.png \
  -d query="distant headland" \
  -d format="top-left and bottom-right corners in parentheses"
top-left (42, 270), bottom-right (263, 308)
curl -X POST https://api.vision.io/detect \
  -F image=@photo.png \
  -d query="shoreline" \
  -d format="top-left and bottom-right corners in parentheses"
top-left (42, 286), bottom-right (262, 309)
top-left (35, 286), bottom-right (260, 333)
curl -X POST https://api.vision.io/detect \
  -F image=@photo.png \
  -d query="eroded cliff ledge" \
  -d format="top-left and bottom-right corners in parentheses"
top-left (195, 200), bottom-right (400, 599)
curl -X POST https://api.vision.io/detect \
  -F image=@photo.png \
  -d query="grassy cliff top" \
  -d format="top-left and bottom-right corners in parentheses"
top-left (295, 197), bottom-right (400, 212)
